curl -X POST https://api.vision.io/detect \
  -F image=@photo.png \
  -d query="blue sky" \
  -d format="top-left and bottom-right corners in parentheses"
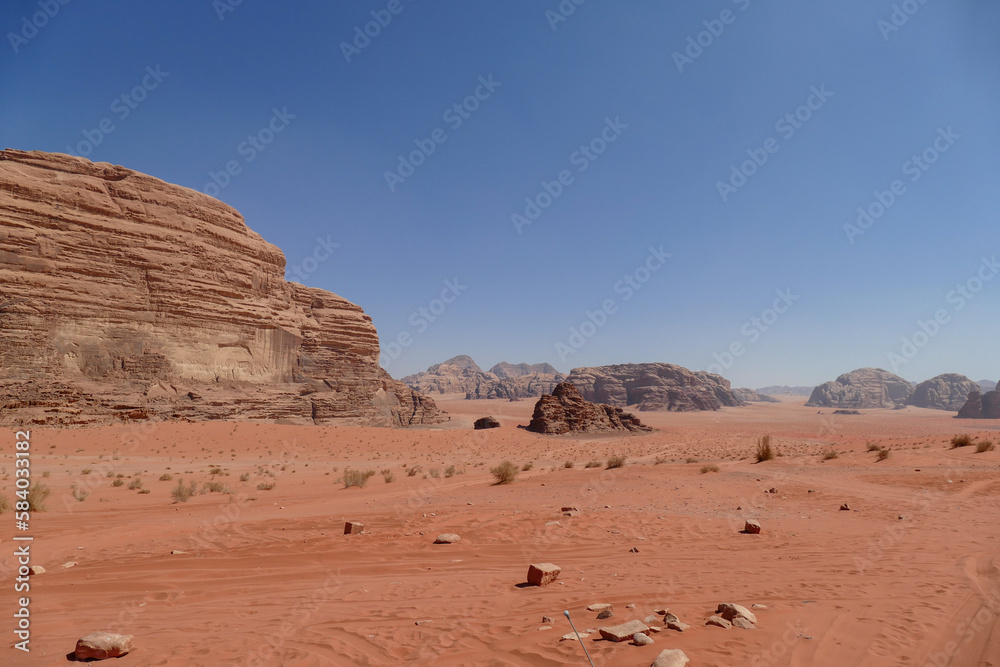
top-left (2, 0), bottom-right (998, 388)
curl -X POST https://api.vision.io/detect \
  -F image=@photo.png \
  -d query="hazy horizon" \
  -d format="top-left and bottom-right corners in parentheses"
top-left (3, 1), bottom-right (998, 388)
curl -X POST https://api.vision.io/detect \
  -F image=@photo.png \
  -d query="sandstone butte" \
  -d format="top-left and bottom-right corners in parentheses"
top-left (0, 149), bottom-right (442, 427)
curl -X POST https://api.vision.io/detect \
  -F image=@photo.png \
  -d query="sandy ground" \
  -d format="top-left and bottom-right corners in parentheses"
top-left (2, 397), bottom-right (1000, 666)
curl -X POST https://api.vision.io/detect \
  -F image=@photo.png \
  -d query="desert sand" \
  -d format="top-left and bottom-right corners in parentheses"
top-left (4, 397), bottom-right (1000, 666)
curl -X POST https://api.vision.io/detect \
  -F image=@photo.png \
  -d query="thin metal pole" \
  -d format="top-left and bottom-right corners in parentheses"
top-left (563, 610), bottom-right (596, 667)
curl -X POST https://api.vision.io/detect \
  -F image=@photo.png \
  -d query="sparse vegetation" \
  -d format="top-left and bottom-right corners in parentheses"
top-left (866, 441), bottom-right (881, 452)
top-left (343, 469), bottom-right (376, 488)
top-left (521, 462), bottom-right (533, 471)
top-left (239, 472), bottom-right (251, 482)
top-left (171, 479), bottom-right (198, 502)
top-left (700, 465), bottom-right (720, 474)
top-left (406, 466), bottom-right (421, 477)
top-left (877, 448), bottom-right (891, 462)
top-left (822, 450), bottom-right (839, 460)
top-left (951, 434), bottom-right (974, 448)
top-left (202, 481), bottom-right (227, 493)
top-left (71, 485), bottom-right (89, 502)
top-left (159, 473), bottom-right (173, 481)
top-left (429, 468), bottom-right (441, 478)
top-left (444, 465), bottom-right (457, 478)
top-left (382, 469), bottom-right (395, 483)
top-left (584, 460), bottom-right (601, 469)
top-left (209, 467), bottom-right (223, 475)
top-left (0, 496), bottom-right (11, 513)
top-left (112, 478), bottom-right (124, 487)
top-left (256, 481), bottom-right (275, 491)
top-left (81, 468), bottom-right (92, 475)
top-left (564, 460), bottom-right (574, 469)
top-left (655, 456), bottom-right (668, 465)
top-left (685, 457), bottom-right (699, 464)
top-left (490, 460), bottom-right (519, 485)
top-left (755, 435), bottom-right (775, 462)
top-left (27, 483), bottom-right (50, 511)
top-left (606, 454), bottom-right (626, 469)
top-left (976, 440), bottom-right (995, 453)
top-left (128, 478), bottom-right (143, 490)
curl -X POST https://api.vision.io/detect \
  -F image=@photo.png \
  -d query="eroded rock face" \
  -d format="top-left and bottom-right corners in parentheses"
top-left (957, 389), bottom-right (1000, 419)
top-left (565, 363), bottom-right (741, 411)
top-left (732, 388), bottom-right (779, 403)
top-left (402, 355), bottom-right (564, 399)
top-left (906, 373), bottom-right (981, 411)
top-left (805, 368), bottom-right (913, 409)
top-left (525, 382), bottom-right (651, 434)
top-left (0, 150), bottom-right (441, 427)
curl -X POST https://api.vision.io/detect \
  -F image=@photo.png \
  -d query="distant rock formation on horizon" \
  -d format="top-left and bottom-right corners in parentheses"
top-left (732, 388), bottom-right (779, 403)
top-left (0, 149), bottom-right (442, 427)
top-left (565, 363), bottom-right (742, 412)
top-left (906, 373), bottom-right (982, 411)
top-left (754, 385), bottom-right (814, 397)
top-left (402, 355), bottom-right (564, 399)
top-left (956, 382), bottom-right (1000, 419)
top-left (977, 379), bottom-right (998, 393)
top-left (525, 382), bottom-right (651, 434)
top-left (805, 368), bottom-right (913, 409)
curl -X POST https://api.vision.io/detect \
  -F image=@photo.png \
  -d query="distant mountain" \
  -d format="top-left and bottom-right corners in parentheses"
top-left (906, 373), bottom-right (981, 411)
top-left (755, 385), bottom-right (813, 397)
top-left (978, 379), bottom-right (999, 393)
top-left (402, 356), bottom-right (563, 399)
top-left (733, 388), bottom-right (780, 403)
top-left (565, 363), bottom-right (741, 412)
top-left (806, 368), bottom-right (913, 409)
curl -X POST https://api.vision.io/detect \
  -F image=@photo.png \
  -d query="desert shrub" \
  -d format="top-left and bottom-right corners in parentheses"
top-left (0, 496), bottom-right (11, 513)
top-left (756, 436), bottom-right (775, 462)
top-left (584, 460), bottom-right (601, 469)
top-left (877, 448), bottom-right (890, 462)
top-left (406, 466), bottom-right (421, 477)
top-left (866, 441), bottom-right (881, 452)
top-left (655, 456), bottom-right (668, 465)
top-left (685, 457), bottom-right (699, 464)
top-left (27, 483), bottom-right (50, 511)
top-left (951, 434), bottom-right (974, 448)
top-left (138, 489), bottom-right (151, 494)
top-left (239, 472), bottom-right (251, 482)
top-left (343, 469), bottom-right (376, 488)
top-left (429, 468), bottom-right (441, 479)
top-left (444, 465), bottom-right (457, 478)
top-left (700, 465), bottom-right (720, 474)
top-left (976, 440), bottom-right (995, 453)
top-left (822, 450), bottom-right (839, 460)
top-left (71, 485), bottom-right (89, 502)
top-left (490, 461), bottom-right (518, 485)
top-left (81, 468), bottom-right (92, 475)
top-left (202, 481), bottom-right (226, 493)
top-left (256, 481), bottom-right (275, 491)
top-left (209, 467), bottom-right (223, 475)
top-left (382, 469), bottom-right (395, 483)
top-left (171, 479), bottom-right (198, 502)
top-left (111, 478), bottom-right (124, 487)
top-left (128, 478), bottom-right (143, 490)
top-left (606, 455), bottom-right (626, 469)
top-left (564, 460), bottom-right (574, 469)
top-left (521, 462), bottom-right (533, 471)
top-left (159, 473), bottom-right (173, 481)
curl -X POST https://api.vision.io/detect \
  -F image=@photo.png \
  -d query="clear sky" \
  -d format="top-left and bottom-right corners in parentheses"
top-left (2, 0), bottom-right (998, 388)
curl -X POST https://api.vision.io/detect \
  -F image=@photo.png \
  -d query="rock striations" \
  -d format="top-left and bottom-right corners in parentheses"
top-left (565, 363), bottom-right (742, 411)
top-left (402, 355), bottom-right (564, 400)
top-left (525, 383), bottom-right (651, 434)
top-left (0, 150), bottom-right (441, 427)
top-left (805, 368), bottom-right (913, 409)
top-left (906, 373), bottom-right (982, 411)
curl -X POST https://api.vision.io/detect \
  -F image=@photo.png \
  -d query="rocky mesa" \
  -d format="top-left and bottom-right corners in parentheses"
top-left (402, 356), bottom-right (563, 400)
top-left (905, 373), bottom-right (982, 411)
top-left (525, 382), bottom-right (651, 434)
top-left (956, 381), bottom-right (1000, 419)
top-left (805, 368), bottom-right (913, 409)
top-left (565, 363), bottom-right (742, 411)
top-left (0, 149), bottom-right (441, 427)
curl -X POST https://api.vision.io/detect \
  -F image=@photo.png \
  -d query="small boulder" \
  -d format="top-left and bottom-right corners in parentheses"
top-left (74, 632), bottom-right (134, 660)
top-left (732, 617), bottom-right (756, 629)
top-left (526, 563), bottom-right (560, 586)
top-left (706, 615), bottom-right (732, 629)
top-left (433, 533), bottom-right (461, 544)
top-left (598, 619), bottom-right (648, 642)
top-left (344, 521), bottom-right (364, 535)
top-left (474, 416), bottom-right (501, 429)
top-left (644, 614), bottom-right (661, 624)
top-left (840, 503), bottom-right (851, 511)
top-left (560, 632), bottom-right (589, 641)
top-left (542, 616), bottom-right (554, 624)
top-left (587, 603), bottom-right (613, 612)
top-left (632, 632), bottom-right (654, 646)
top-left (717, 603), bottom-right (757, 624)
top-left (629, 547), bottom-right (640, 553)
top-left (652, 649), bottom-right (691, 667)
top-left (744, 519), bottom-right (761, 534)
top-left (27, 565), bottom-right (45, 575)
top-left (597, 610), bottom-right (614, 620)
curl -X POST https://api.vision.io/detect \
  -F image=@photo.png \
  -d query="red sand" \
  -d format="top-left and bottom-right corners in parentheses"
top-left (3, 397), bottom-right (1000, 665)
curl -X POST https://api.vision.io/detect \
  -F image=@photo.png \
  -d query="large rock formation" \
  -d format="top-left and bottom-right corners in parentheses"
top-left (805, 368), bottom-right (913, 409)
top-left (732, 388), bottom-right (779, 403)
top-left (956, 386), bottom-right (1000, 419)
top-left (906, 373), bottom-right (982, 411)
top-left (402, 356), bottom-right (564, 400)
top-left (525, 383), bottom-right (651, 434)
top-left (0, 149), bottom-right (441, 427)
top-left (755, 385), bottom-right (814, 397)
top-left (564, 363), bottom-right (741, 412)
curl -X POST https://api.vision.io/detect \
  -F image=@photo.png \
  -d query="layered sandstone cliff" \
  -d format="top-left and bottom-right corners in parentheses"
top-left (0, 149), bottom-right (441, 427)
top-left (805, 368), bottom-right (913, 409)
top-left (956, 382), bottom-right (1000, 419)
top-left (564, 363), bottom-right (742, 411)
top-left (905, 373), bottom-right (981, 411)
top-left (402, 356), bottom-right (564, 400)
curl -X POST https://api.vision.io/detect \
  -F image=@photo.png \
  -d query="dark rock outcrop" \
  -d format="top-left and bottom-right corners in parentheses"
top-left (906, 373), bottom-right (981, 411)
top-left (565, 363), bottom-right (741, 412)
top-left (525, 383), bottom-right (651, 434)
top-left (473, 416), bottom-right (500, 429)
top-left (0, 149), bottom-right (442, 427)
top-left (402, 356), bottom-right (564, 399)
top-left (957, 389), bottom-right (1000, 419)
top-left (805, 368), bottom-right (913, 409)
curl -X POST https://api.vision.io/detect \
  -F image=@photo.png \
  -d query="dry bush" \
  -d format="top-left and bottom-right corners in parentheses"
top-left (159, 473), bottom-right (173, 481)
top-left (951, 434), bottom-right (974, 448)
top-left (976, 440), bottom-right (995, 453)
top-left (822, 450), bottom-right (839, 460)
top-left (755, 435), bottom-right (775, 462)
top-left (111, 478), bottom-right (124, 487)
top-left (343, 469), bottom-right (376, 488)
top-left (444, 465), bottom-right (457, 478)
top-left (256, 481), bottom-right (276, 491)
top-left (584, 460), bottom-right (601, 468)
top-left (172, 479), bottom-right (198, 502)
top-left (700, 465), bottom-right (720, 474)
top-left (877, 448), bottom-right (890, 462)
top-left (128, 478), bottom-right (143, 490)
top-left (27, 483), bottom-right (50, 511)
top-left (521, 462), bottom-right (533, 471)
top-left (866, 441), bottom-right (881, 452)
top-left (606, 455), bottom-right (626, 469)
top-left (490, 461), bottom-right (518, 485)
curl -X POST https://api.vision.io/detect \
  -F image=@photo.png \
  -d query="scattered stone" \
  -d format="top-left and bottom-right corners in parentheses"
top-left (654, 608), bottom-right (668, 615)
top-left (632, 632), bottom-right (654, 646)
top-left (644, 614), bottom-right (661, 624)
top-left (62, 561), bottom-right (77, 568)
top-left (527, 563), bottom-right (561, 586)
top-left (744, 519), bottom-right (761, 534)
top-left (840, 503), bottom-right (850, 511)
top-left (751, 603), bottom-right (768, 609)
top-left (630, 547), bottom-right (640, 553)
top-left (538, 626), bottom-right (552, 631)
top-left (587, 603), bottom-right (613, 612)
top-left (597, 610), bottom-right (614, 620)
top-left (651, 648), bottom-right (691, 667)
top-left (433, 533), bottom-right (461, 544)
top-left (169, 550), bottom-right (186, 555)
top-left (706, 615), bottom-right (732, 629)
top-left (560, 632), bottom-right (589, 641)
top-left (344, 521), bottom-right (364, 535)
top-left (767, 487), bottom-right (778, 494)
top-left (598, 619), bottom-right (649, 642)
top-left (542, 616), bottom-right (554, 624)
top-left (648, 625), bottom-right (662, 633)
top-left (27, 565), bottom-right (44, 575)
top-left (732, 617), bottom-right (756, 629)
top-left (74, 632), bottom-right (134, 660)
top-left (808, 489), bottom-right (816, 493)
top-left (665, 619), bottom-right (690, 632)
top-left (626, 603), bottom-right (637, 609)
top-left (561, 506), bottom-right (579, 513)
top-left (474, 416), bottom-right (501, 430)
top-left (414, 620), bottom-right (432, 626)
top-left (717, 603), bottom-right (757, 625)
